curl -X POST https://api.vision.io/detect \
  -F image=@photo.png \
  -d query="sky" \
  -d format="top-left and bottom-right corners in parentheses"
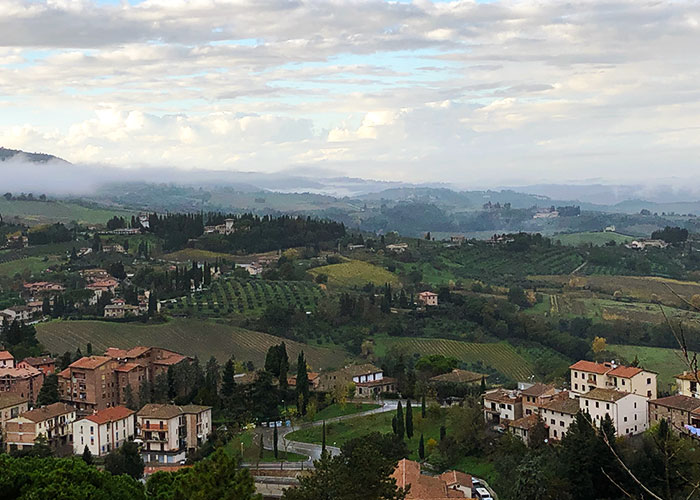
top-left (1, 0), bottom-right (699, 187)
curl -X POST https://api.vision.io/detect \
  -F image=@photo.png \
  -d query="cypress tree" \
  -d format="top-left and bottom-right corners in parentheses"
top-left (321, 420), bottom-right (326, 455)
top-left (273, 425), bottom-right (279, 459)
top-left (480, 375), bottom-right (486, 395)
top-left (405, 399), bottom-right (413, 439)
top-left (82, 445), bottom-right (93, 465)
top-left (418, 433), bottom-right (425, 460)
top-left (421, 393), bottom-right (426, 418)
top-left (392, 416), bottom-right (397, 435)
top-left (440, 425), bottom-right (446, 441)
top-left (296, 351), bottom-right (309, 415)
top-left (396, 401), bottom-right (404, 440)
top-left (221, 357), bottom-right (236, 399)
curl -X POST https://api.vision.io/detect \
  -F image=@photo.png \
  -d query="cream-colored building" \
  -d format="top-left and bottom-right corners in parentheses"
top-left (483, 388), bottom-right (523, 425)
top-left (136, 403), bottom-right (211, 464)
top-left (539, 393), bottom-right (579, 441)
top-left (570, 360), bottom-right (657, 399)
top-left (675, 371), bottom-right (700, 398)
top-left (0, 393), bottom-right (29, 444)
top-left (580, 388), bottom-right (648, 437)
top-left (4, 402), bottom-right (76, 452)
top-left (73, 405), bottom-right (135, 456)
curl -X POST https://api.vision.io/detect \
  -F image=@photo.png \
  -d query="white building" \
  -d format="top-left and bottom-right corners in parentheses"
top-left (580, 388), bottom-right (648, 436)
top-left (569, 360), bottom-right (657, 399)
top-left (539, 393), bottom-right (579, 441)
top-left (73, 405), bottom-right (136, 457)
top-left (483, 388), bottom-right (523, 425)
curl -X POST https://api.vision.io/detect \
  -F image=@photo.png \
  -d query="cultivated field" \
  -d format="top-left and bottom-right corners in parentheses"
top-left (36, 319), bottom-right (348, 369)
top-left (160, 248), bottom-right (235, 263)
top-left (553, 231), bottom-right (633, 247)
top-left (373, 337), bottom-right (534, 381)
top-left (168, 278), bottom-right (323, 318)
top-left (0, 199), bottom-right (130, 225)
top-left (309, 260), bottom-right (401, 288)
top-left (608, 344), bottom-right (689, 390)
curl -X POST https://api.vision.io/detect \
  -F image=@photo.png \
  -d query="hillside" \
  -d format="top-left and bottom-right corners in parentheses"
top-left (0, 199), bottom-right (128, 225)
top-left (553, 231), bottom-right (634, 246)
top-left (0, 146), bottom-right (68, 163)
top-left (309, 260), bottom-right (401, 288)
top-left (36, 318), bottom-right (349, 370)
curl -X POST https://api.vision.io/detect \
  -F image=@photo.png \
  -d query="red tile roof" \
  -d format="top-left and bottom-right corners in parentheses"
top-left (0, 350), bottom-right (14, 361)
top-left (154, 354), bottom-right (186, 366)
top-left (509, 413), bottom-right (541, 431)
top-left (650, 395), bottom-right (700, 412)
top-left (608, 366), bottom-right (646, 378)
top-left (115, 362), bottom-right (142, 373)
top-left (70, 356), bottom-right (112, 370)
top-left (569, 360), bottom-right (612, 374)
top-left (85, 405), bottom-right (135, 425)
top-left (392, 459), bottom-right (467, 499)
top-left (105, 347), bottom-right (128, 359)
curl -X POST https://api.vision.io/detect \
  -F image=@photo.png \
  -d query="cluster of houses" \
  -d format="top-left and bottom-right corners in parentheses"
top-left (485, 359), bottom-right (700, 445)
top-left (391, 458), bottom-right (487, 500)
top-left (0, 346), bottom-right (211, 464)
top-left (204, 218), bottom-right (236, 235)
top-left (625, 239), bottom-right (669, 250)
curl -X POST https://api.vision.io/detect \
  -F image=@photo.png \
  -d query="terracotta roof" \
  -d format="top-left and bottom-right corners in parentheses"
top-left (137, 403), bottom-right (183, 420)
top-left (0, 365), bottom-right (42, 379)
top-left (85, 405), bottom-right (135, 425)
top-left (582, 388), bottom-right (629, 402)
top-left (650, 395), bottom-right (700, 412)
top-left (21, 402), bottom-right (74, 422)
top-left (105, 347), bottom-right (128, 358)
top-left (180, 404), bottom-right (211, 414)
top-left (58, 367), bottom-right (70, 378)
top-left (392, 459), bottom-right (467, 499)
top-left (484, 388), bottom-right (520, 404)
top-left (70, 356), bottom-right (112, 370)
top-left (0, 392), bottom-right (28, 409)
top-left (21, 356), bottom-right (55, 366)
top-left (540, 393), bottom-right (580, 414)
top-left (0, 350), bottom-right (14, 361)
top-left (437, 470), bottom-right (472, 489)
top-left (570, 360), bottom-right (613, 375)
top-left (608, 366), bottom-right (645, 378)
top-left (153, 354), bottom-right (186, 366)
top-left (125, 346), bottom-right (151, 358)
top-left (675, 371), bottom-right (700, 382)
top-left (115, 362), bottom-right (142, 373)
top-left (509, 413), bottom-right (541, 430)
top-left (521, 383), bottom-right (556, 397)
top-left (430, 369), bottom-right (484, 384)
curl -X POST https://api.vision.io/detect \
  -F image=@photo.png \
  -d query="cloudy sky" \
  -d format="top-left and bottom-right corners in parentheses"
top-left (1, 0), bottom-right (699, 186)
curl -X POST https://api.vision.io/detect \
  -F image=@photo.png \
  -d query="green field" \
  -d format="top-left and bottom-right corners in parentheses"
top-left (36, 319), bottom-right (348, 370)
top-left (287, 406), bottom-right (444, 462)
top-left (312, 403), bottom-right (381, 422)
top-left (161, 248), bottom-right (235, 263)
top-left (553, 231), bottom-right (634, 247)
top-left (308, 260), bottom-right (401, 288)
top-left (225, 430), bottom-right (307, 462)
top-left (608, 344), bottom-right (689, 390)
top-left (373, 338), bottom-right (534, 381)
top-left (0, 199), bottom-right (130, 225)
top-left (169, 278), bottom-right (323, 318)
top-left (0, 255), bottom-right (62, 277)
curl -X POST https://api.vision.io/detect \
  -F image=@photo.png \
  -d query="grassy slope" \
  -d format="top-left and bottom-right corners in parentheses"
top-left (553, 231), bottom-right (633, 246)
top-left (309, 260), bottom-right (400, 288)
top-left (36, 318), bottom-right (348, 370)
top-left (312, 403), bottom-right (381, 422)
top-left (0, 199), bottom-right (129, 225)
top-left (161, 248), bottom-right (236, 263)
top-left (225, 430), bottom-right (307, 462)
top-left (0, 255), bottom-right (62, 277)
top-left (373, 337), bottom-right (534, 381)
top-left (608, 344), bottom-right (687, 390)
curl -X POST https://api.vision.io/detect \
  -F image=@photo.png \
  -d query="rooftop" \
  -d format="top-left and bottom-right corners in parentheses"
top-left (650, 395), bottom-right (700, 412)
top-left (0, 350), bottom-right (14, 361)
top-left (608, 366), bottom-right (646, 378)
top-left (582, 388), bottom-right (630, 402)
top-left (85, 405), bottom-right (135, 425)
top-left (0, 392), bottom-right (28, 409)
top-left (21, 356), bottom-right (55, 366)
top-left (70, 355), bottom-right (112, 370)
top-left (20, 402), bottom-right (74, 422)
top-left (570, 360), bottom-right (614, 375)
top-left (392, 459), bottom-right (466, 499)
top-left (540, 393), bottom-right (580, 414)
top-left (521, 383), bottom-right (556, 398)
top-left (509, 413), bottom-right (541, 431)
top-left (0, 365), bottom-right (42, 379)
top-left (137, 403), bottom-right (211, 420)
top-left (675, 370), bottom-right (700, 382)
top-left (336, 363), bottom-right (382, 378)
top-left (114, 362), bottom-right (142, 373)
top-left (484, 388), bottom-right (520, 404)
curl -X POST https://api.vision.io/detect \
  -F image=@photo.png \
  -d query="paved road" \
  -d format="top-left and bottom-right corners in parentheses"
top-left (253, 399), bottom-right (400, 468)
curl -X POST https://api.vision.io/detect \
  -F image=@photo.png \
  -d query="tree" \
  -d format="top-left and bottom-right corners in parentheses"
top-left (592, 336), bottom-right (607, 360)
top-left (395, 401), bottom-right (404, 440)
top-left (82, 445), bottom-right (94, 465)
top-left (221, 357), bottom-right (236, 399)
top-left (273, 425), bottom-right (279, 459)
top-left (421, 393), bottom-right (426, 418)
top-left (528, 416), bottom-right (549, 450)
top-left (124, 384), bottom-right (136, 410)
top-left (37, 373), bottom-right (59, 406)
top-left (152, 373), bottom-right (169, 403)
top-left (105, 441), bottom-right (144, 480)
top-left (418, 433), bottom-right (425, 460)
top-left (138, 378), bottom-right (152, 406)
top-left (480, 375), bottom-right (486, 395)
top-left (405, 400), bottom-right (413, 439)
top-left (322, 420), bottom-right (327, 455)
top-left (296, 351), bottom-right (309, 415)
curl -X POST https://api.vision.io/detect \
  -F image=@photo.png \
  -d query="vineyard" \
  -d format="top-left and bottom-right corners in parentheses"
top-left (36, 319), bottom-right (348, 369)
top-left (373, 337), bottom-right (535, 381)
top-left (167, 278), bottom-right (323, 317)
top-left (309, 260), bottom-right (401, 288)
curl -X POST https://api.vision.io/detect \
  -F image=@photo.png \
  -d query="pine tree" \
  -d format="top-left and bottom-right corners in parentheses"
top-left (440, 425), bottom-right (446, 441)
top-left (418, 433), bottom-right (425, 460)
top-left (421, 393), bottom-right (426, 418)
top-left (405, 399), bottom-right (413, 439)
top-left (221, 357), bottom-right (236, 399)
top-left (396, 401), bottom-right (404, 440)
top-left (273, 425), bottom-right (279, 459)
top-left (82, 445), bottom-right (93, 465)
top-left (37, 374), bottom-right (59, 406)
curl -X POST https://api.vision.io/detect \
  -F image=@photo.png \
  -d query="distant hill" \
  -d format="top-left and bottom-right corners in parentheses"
top-left (0, 147), bottom-right (69, 164)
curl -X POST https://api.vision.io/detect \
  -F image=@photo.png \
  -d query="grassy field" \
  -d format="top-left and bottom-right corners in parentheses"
top-left (0, 199), bottom-right (129, 225)
top-left (372, 338), bottom-right (534, 381)
top-left (0, 255), bottom-right (62, 277)
top-left (312, 403), bottom-right (381, 422)
top-left (161, 248), bottom-right (236, 263)
top-left (36, 318), bottom-right (348, 370)
top-left (553, 231), bottom-right (634, 247)
top-left (608, 344), bottom-right (688, 390)
top-left (308, 260), bottom-right (401, 288)
top-left (225, 430), bottom-right (308, 462)
top-left (532, 275), bottom-right (700, 308)
top-left (168, 278), bottom-right (323, 318)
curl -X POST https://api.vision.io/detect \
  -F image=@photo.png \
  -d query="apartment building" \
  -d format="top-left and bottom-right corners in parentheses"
top-left (483, 388), bottom-right (523, 425)
top-left (4, 402), bottom-right (76, 452)
top-left (0, 364), bottom-right (45, 403)
top-left (18, 356), bottom-right (56, 375)
top-left (521, 383), bottom-right (558, 416)
top-left (569, 360), bottom-right (657, 399)
top-left (136, 403), bottom-right (212, 464)
top-left (73, 405), bottom-right (136, 456)
top-left (580, 388), bottom-right (648, 436)
top-left (58, 355), bottom-right (120, 413)
top-left (539, 392), bottom-right (579, 441)
top-left (0, 393), bottom-right (29, 444)
top-left (104, 346), bottom-right (187, 381)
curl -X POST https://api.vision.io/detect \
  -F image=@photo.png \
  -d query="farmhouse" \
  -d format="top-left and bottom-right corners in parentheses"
top-left (385, 243), bottom-right (408, 253)
top-left (73, 405), bottom-right (136, 456)
top-left (521, 383), bottom-right (558, 416)
top-left (483, 388), bottom-right (522, 425)
top-left (391, 459), bottom-right (473, 499)
top-left (569, 360), bottom-right (657, 399)
top-left (317, 364), bottom-right (396, 398)
top-left (648, 395), bottom-right (700, 434)
top-left (508, 413), bottom-right (542, 444)
top-left (4, 402), bottom-right (76, 453)
top-left (539, 392), bottom-right (579, 441)
top-left (417, 291), bottom-right (438, 307)
top-left (626, 239), bottom-right (669, 250)
top-left (104, 303), bottom-right (141, 318)
top-left (675, 371), bottom-right (700, 398)
top-left (580, 388), bottom-right (648, 436)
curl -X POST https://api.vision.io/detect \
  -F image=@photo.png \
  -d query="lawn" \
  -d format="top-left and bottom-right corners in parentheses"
top-left (0, 255), bottom-right (62, 277)
top-left (287, 406), bottom-right (446, 462)
top-left (312, 403), bottom-right (381, 422)
top-left (553, 231), bottom-right (634, 247)
top-left (36, 318), bottom-right (348, 370)
top-left (225, 430), bottom-right (308, 462)
top-left (453, 455), bottom-right (496, 483)
top-left (308, 260), bottom-right (400, 288)
top-left (608, 344), bottom-right (689, 391)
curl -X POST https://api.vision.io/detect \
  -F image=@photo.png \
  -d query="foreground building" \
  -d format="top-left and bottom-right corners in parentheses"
top-left (580, 388), bottom-right (648, 436)
top-left (483, 388), bottom-right (523, 425)
top-left (569, 360), bottom-right (657, 399)
top-left (0, 363), bottom-right (45, 403)
top-left (392, 459), bottom-right (474, 499)
top-left (73, 405), bottom-right (136, 456)
top-left (4, 402), bottom-right (76, 453)
top-left (539, 392), bottom-right (580, 440)
top-left (648, 395), bottom-right (700, 433)
top-left (136, 403), bottom-right (212, 464)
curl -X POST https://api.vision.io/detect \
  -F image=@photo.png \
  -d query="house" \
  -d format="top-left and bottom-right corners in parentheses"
top-left (18, 356), bottom-right (55, 375)
top-left (0, 393), bottom-right (29, 442)
top-left (391, 459), bottom-right (473, 499)
top-left (1, 305), bottom-right (31, 322)
top-left (521, 383), bottom-right (558, 416)
top-left (136, 404), bottom-right (212, 464)
top-left (579, 388), bottom-right (648, 436)
top-left (604, 225), bottom-right (616, 232)
top-left (648, 395), bottom-right (700, 433)
top-left (287, 372), bottom-right (320, 390)
top-left (104, 304), bottom-right (141, 318)
top-left (0, 351), bottom-right (15, 369)
top-left (4, 402), bottom-right (76, 453)
top-left (238, 262), bottom-right (263, 276)
top-left (569, 360), bottom-right (657, 399)
top-left (449, 235), bottom-right (466, 245)
top-left (22, 281), bottom-right (64, 299)
top-left (317, 364), bottom-right (396, 398)
top-left (508, 413), bottom-right (542, 445)
top-left (80, 268), bottom-right (111, 281)
top-left (0, 364), bottom-right (45, 403)
top-left (385, 243), bottom-right (408, 253)
top-left (626, 239), bottom-right (669, 250)
top-left (533, 210), bottom-right (559, 219)
top-left (539, 392), bottom-right (580, 441)
top-left (102, 244), bottom-right (126, 253)
top-left (483, 388), bottom-right (522, 425)
top-left (73, 405), bottom-right (136, 456)
top-left (26, 300), bottom-right (44, 316)
top-left (675, 371), bottom-right (700, 398)
top-left (417, 291), bottom-right (438, 307)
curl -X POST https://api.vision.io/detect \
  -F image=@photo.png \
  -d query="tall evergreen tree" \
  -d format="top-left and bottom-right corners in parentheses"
top-left (221, 357), bottom-right (236, 399)
top-left (82, 445), bottom-right (94, 465)
top-left (421, 393), bottom-right (426, 418)
top-left (296, 351), bottom-right (309, 415)
top-left (273, 425), bottom-right (279, 459)
top-left (37, 373), bottom-right (59, 406)
top-left (418, 434), bottom-right (425, 460)
top-left (395, 401), bottom-right (404, 440)
top-left (322, 421), bottom-right (327, 455)
top-left (405, 400), bottom-right (413, 439)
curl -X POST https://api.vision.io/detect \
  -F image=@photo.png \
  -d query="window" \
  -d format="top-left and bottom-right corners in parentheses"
top-left (606, 403), bottom-right (610, 410)
top-left (647, 390), bottom-right (652, 397)
top-left (585, 400), bottom-right (589, 407)
top-left (560, 421), bottom-right (564, 427)
top-left (575, 383), bottom-right (579, 390)
top-left (647, 378), bottom-right (652, 385)
top-left (624, 416), bottom-right (628, 422)
top-left (595, 401), bottom-right (599, 408)
top-left (621, 379), bottom-right (626, 386)
top-left (574, 372), bottom-right (578, 378)
top-left (550, 419), bottom-right (555, 425)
